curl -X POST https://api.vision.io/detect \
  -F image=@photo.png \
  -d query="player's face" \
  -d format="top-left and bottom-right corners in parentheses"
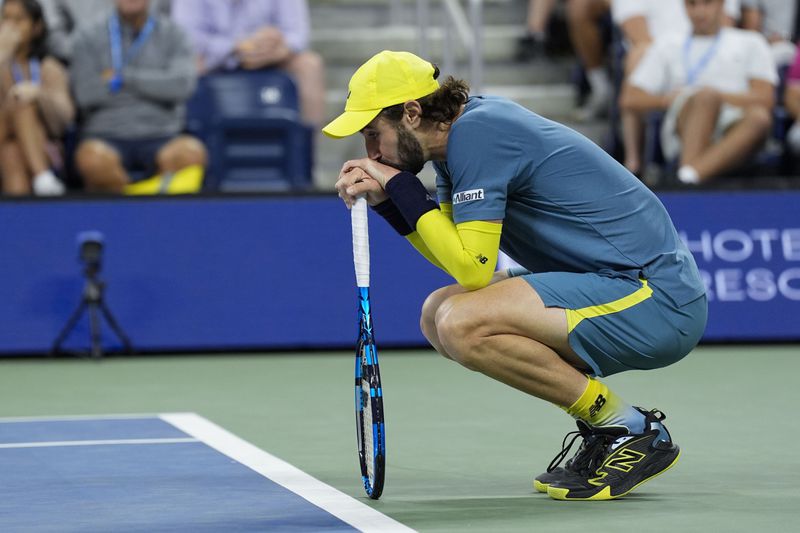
top-left (361, 117), bottom-right (426, 175)
top-left (685, 0), bottom-right (724, 35)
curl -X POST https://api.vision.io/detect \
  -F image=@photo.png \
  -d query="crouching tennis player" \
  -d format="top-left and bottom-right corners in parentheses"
top-left (325, 50), bottom-right (707, 501)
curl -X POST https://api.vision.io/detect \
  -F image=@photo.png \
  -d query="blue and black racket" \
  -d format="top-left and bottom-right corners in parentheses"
top-left (351, 197), bottom-right (386, 499)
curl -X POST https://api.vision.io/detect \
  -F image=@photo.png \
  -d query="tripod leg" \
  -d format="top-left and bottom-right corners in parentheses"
top-left (100, 302), bottom-right (133, 354)
top-left (88, 302), bottom-right (103, 359)
top-left (51, 301), bottom-right (88, 354)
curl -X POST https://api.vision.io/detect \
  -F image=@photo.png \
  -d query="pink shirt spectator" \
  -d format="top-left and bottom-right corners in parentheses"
top-left (171, 0), bottom-right (310, 72)
top-left (788, 46), bottom-right (800, 83)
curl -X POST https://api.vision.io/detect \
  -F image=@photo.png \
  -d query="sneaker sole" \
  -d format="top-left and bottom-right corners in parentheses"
top-left (546, 448), bottom-right (681, 501)
top-left (533, 479), bottom-right (549, 493)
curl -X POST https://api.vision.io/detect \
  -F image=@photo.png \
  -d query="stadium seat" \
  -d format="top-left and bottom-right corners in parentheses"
top-left (185, 69), bottom-right (314, 192)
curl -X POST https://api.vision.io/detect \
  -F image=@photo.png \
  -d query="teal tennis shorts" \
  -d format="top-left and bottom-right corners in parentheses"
top-left (516, 270), bottom-right (707, 377)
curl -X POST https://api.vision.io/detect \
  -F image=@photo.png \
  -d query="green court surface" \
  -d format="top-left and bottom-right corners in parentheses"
top-left (1, 345), bottom-right (797, 532)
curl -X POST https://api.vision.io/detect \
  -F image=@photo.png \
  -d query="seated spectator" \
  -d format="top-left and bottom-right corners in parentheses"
top-left (171, 0), bottom-right (325, 128)
top-left (39, 0), bottom-right (170, 64)
top-left (620, 0), bottom-right (776, 185)
top-left (0, 0), bottom-right (73, 196)
top-left (70, 0), bottom-right (206, 193)
top-left (567, 0), bottom-right (612, 121)
top-left (741, 0), bottom-right (797, 67)
top-left (613, 0), bottom-right (741, 175)
top-left (515, 0), bottom-right (557, 61)
top-left (784, 46), bottom-right (800, 155)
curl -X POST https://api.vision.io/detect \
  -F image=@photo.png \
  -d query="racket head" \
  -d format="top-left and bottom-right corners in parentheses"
top-left (355, 288), bottom-right (385, 499)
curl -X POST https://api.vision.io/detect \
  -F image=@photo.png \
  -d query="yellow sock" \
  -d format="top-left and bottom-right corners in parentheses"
top-left (564, 377), bottom-right (645, 434)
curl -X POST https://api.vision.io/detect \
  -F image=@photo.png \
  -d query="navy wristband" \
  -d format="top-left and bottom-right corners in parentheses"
top-left (372, 198), bottom-right (414, 236)
top-left (385, 172), bottom-right (438, 229)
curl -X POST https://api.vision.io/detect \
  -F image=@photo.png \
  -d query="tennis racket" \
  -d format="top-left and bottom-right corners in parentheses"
top-left (351, 196), bottom-right (386, 500)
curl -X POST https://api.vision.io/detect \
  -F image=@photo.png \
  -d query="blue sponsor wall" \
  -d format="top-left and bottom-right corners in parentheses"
top-left (0, 191), bottom-right (797, 355)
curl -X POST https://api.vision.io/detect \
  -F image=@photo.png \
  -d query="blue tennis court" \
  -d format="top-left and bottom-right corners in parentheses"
top-left (0, 414), bottom-right (412, 532)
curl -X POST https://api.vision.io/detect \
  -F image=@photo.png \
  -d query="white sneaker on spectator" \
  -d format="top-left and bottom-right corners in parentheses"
top-left (574, 90), bottom-right (609, 122)
top-left (32, 170), bottom-right (66, 196)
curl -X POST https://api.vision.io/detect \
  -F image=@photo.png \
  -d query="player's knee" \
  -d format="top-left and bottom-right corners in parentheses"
top-left (434, 298), bottom-right (483, 371)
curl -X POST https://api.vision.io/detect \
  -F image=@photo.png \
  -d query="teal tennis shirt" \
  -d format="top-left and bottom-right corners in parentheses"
top-left (433, 96), bottom-right (705, 307)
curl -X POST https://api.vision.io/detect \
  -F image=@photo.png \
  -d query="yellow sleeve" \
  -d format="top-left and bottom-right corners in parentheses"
top-left (405, 232), bottom-right (446, 270)
top-left (413, 209), bottom-right (502, 290)
top-left (402, 203), bottom-right (455, 272)
top-left (440, 202), bottom-right (453, 220)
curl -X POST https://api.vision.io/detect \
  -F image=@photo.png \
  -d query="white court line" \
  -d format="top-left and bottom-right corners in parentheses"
top-left (0, 413), bottom-right (159, 423)
top-left (161, 412), bottom-right (415, 533)
top-left (0, 438), bottom-right (197, 449)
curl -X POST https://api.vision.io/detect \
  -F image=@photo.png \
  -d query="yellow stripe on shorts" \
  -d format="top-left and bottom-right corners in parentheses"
top-left (566, 279), bottom-right (653, 333)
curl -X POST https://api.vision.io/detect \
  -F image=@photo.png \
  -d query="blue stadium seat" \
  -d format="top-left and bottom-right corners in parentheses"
top-left (185, 69), bottom-right (313, 192)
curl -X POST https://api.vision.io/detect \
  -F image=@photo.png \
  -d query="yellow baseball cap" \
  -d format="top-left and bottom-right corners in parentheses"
top-left (322, 50), bottom-right (440, 139)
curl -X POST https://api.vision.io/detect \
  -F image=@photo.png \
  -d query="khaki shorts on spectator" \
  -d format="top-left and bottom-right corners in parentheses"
top-left (660, 86), bottom-right (744, 162)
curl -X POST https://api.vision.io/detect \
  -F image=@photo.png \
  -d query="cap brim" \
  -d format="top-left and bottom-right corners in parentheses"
top-left (322, 108), bottom-right (382, 139)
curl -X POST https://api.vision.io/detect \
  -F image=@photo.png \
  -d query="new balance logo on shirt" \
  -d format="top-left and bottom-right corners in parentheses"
top-left (452, 189), bottom-right (484, 204)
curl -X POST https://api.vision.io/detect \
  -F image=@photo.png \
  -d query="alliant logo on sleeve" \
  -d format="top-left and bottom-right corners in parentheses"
top-left (452, 188), bottom-right (485, 205)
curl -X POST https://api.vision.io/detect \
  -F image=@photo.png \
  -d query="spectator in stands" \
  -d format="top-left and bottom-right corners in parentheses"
top-left (516, 0), bottom-right (617, 121)
top-left (0, 0), bottom-right (73, 195)
top-left (784, 46), bottom-right (800, 155)
top-left (39, 0), bottom-right (170, 64)
top-left (515, 0), bottom-right (557, 61)
top-left (70, 0), bottom-right (206, 193)
top-left (567, 0), bottom-right (612, 121)
top-left (741, 0), bottom-right (797, 67)
top-left (171, 0), bottom-right (325, 128)
top-left (620, 0), bottom-right (776, 185)
top-left (613, 0), bottom-right (741, 176)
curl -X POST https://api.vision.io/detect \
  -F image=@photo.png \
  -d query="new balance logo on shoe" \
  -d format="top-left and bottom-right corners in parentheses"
top-left (588, 394), bottom-right (606, 418)
top-left (610, 435), bottom-right (635, 450)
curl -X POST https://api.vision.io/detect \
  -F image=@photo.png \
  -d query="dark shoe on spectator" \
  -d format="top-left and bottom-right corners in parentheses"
top-left (515, 33), bottom-right (546, 62)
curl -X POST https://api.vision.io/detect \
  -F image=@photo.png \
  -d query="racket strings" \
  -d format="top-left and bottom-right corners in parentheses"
top-left (363, 376), bottom-right (375, 483)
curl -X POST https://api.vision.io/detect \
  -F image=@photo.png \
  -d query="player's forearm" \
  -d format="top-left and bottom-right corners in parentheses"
top-left (371, 197), bottom-right (446, 270)
top-left (414, 210), bottom-right (501, 290)
top-left (380, 172), bottom-right (500, 289)
top-left (405, 232), bottom-right (445, 270)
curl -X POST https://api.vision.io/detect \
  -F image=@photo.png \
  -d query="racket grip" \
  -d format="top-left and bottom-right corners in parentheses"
top-left (352, 196), bottom-right (370, 287)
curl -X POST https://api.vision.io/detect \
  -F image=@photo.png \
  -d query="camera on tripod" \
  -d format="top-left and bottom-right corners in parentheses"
top-left (52, 231), bottom-right (133, 359)
top-left (78, 231), bottom-right (104, 278)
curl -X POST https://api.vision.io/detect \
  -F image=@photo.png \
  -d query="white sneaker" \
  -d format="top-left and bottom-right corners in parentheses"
top-left (574, 89), bottom-right (610, 122)
top-left (32, 170), bottom-right (66, 196)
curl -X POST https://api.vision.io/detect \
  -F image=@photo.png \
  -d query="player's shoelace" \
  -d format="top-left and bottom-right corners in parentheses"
top-left (546, 428), bottom-right (613, 476)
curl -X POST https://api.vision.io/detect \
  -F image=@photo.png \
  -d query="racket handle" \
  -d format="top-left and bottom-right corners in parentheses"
top-left (352, 196), bottom-right (370, 287)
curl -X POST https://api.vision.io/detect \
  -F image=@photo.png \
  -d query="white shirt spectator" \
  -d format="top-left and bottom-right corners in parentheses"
top-left (629, 27), bottom-right (776, 95)
top-left (613, 0), bottom-right (741, 42)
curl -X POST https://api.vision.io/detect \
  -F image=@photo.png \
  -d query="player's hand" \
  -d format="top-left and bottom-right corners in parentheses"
top-left (336, 167), bottom-right (387, 208)
top-left (340, 158), bottom-right (402, 189)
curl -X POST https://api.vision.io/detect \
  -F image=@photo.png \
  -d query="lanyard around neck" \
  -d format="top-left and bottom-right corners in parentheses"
top-left (683, 31), bottom-right (722, 86)
top-left (108, 13), bottom-right (155, 75)
top-left (12, 59), bottom-right (40, 84)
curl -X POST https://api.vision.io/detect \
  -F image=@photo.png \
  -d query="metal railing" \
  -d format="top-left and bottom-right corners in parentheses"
top-left (414, 0), bottom-right (484, 93)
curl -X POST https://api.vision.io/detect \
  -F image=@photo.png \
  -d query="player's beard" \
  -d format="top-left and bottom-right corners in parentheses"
top-left (380, 122), bottom-right (426, 175)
